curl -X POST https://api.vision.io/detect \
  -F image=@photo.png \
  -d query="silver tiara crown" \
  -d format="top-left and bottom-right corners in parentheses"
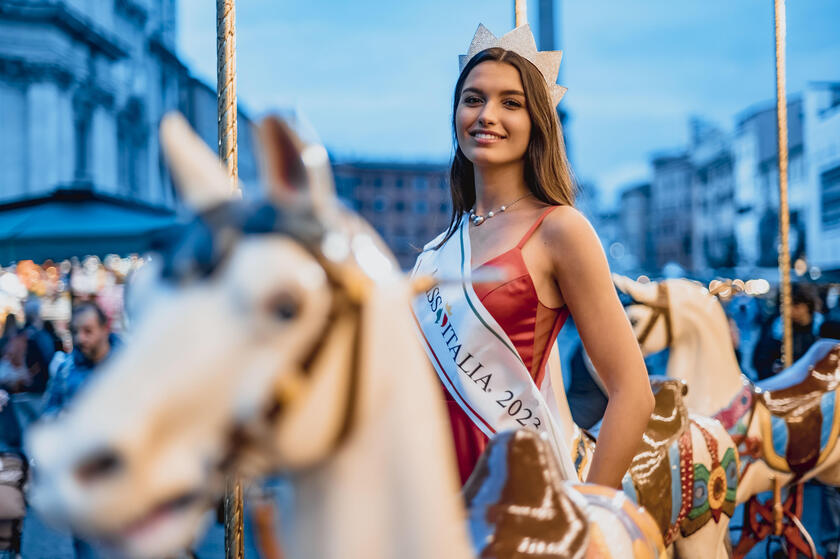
top-left (459, 24), bottom-right (567, 107)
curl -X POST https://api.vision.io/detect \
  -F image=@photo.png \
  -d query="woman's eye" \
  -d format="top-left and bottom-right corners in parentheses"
top-left (463, 96), bottom-right (482, 104)
top-left (504, 99), bottom-right (523, 108)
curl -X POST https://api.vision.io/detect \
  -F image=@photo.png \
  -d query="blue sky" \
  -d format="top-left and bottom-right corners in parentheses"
top-left (177, 1), bottom-right (840, 207)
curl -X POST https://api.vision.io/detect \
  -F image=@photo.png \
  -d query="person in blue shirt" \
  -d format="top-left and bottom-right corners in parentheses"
top-left (40, 301), bottom-right (120, 558)
top-left (42, 302), bottom-right (119, 417)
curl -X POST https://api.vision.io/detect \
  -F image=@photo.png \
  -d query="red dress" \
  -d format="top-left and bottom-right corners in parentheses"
top-left (444, 206), bottom-right (570, 485)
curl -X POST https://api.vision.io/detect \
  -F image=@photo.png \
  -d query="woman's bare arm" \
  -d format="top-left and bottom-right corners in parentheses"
top-left (542, 207), bottom-right (654, 488)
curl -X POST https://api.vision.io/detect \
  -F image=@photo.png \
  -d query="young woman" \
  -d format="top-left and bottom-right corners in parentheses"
top-left (412, 41), bottom-right (654, 489)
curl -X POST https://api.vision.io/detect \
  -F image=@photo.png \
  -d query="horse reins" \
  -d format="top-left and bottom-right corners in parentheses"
top-left (267, 268), bottom-right (364, 454)
top-left (219, 237), bottom-right (366, 470)
top-left (634, 282), bottom-right (674, 348)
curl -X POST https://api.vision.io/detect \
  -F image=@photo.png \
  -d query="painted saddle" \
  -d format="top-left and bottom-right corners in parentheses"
top-left (463, 429), bottom-right (665, 559)
top-left (716, 340), bottom-right (840, 479)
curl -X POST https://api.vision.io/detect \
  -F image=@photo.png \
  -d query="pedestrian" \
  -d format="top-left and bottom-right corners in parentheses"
top-left (751, 283), bottom-right (820, 380)
top-left (819, 285), bottom-right (840, 340)
top-left (41, 301), bottom-right (120, 558)
top-left (566, 341), bottom-right (608, 430)
top-left (42, 302), bottom-right (119, 416)
top-left (0, 299), bottom-right (54, 394)
top-left (43, 320), bottom-right (69, 379)
top-left (0, 388), bottom-right (25, 556)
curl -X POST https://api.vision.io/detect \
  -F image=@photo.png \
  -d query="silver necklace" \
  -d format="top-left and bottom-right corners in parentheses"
top-left (469, 193), bottom-right (532, 226)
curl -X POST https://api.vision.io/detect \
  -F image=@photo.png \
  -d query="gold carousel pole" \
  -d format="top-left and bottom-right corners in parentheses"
top-left (218, 0), bottom-right (240, 196)
top-left (773, 0), bottom-right (793, 369)
top-left (217, 1), bottom-right (244, 558)
top-left (515, 0), bottom-right (527, 27)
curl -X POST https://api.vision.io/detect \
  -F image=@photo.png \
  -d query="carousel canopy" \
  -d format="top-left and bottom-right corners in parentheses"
top-left (0, 186), bottom-right (180, 264)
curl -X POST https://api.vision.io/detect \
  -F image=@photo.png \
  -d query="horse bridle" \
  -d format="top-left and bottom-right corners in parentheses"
top-left (266, 257), bottom-right (365, 451)
top-left (632, 282), bottom-right (674, 348)
top-left (216, 229), bottom-right (367, 470)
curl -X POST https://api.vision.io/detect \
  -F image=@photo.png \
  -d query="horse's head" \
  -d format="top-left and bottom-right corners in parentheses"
top-left (26, 114), bottom-right (399, 558)
top-left (613, 275), bottom-right (731, 356)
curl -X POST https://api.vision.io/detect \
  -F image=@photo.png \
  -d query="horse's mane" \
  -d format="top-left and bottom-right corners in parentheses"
top-left (159, 198), bottom-right (326, 283)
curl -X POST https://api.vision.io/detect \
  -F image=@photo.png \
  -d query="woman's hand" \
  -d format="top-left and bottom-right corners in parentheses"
top-left (542, 207), bottom-right (654, 488)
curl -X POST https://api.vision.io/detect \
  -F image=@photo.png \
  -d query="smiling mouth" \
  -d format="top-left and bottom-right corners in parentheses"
top-left (470, 130), bottom-right (506, 141)
top-left (470, 131), bottom-right (505, 146)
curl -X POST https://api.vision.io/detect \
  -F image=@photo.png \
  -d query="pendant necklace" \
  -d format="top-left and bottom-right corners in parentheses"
top-left (469, 193), bottom-right (533, 226)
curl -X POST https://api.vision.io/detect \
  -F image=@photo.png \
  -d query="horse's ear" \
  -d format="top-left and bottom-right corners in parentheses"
top-left (160, 112), bottom-right (237, 211)
top-left (257, 115), bottom-right (337, 217)
top-left (613, 274), bottom-right (658, 304)
top-left (257, 116), bottom-right (308, 198)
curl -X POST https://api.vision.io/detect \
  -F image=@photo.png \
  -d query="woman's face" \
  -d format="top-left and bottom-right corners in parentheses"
top-left (455, 60), bottom-right (532, 168)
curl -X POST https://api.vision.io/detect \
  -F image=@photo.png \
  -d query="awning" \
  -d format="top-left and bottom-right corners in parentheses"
top-left (0, 187), bottom-right (180, 264)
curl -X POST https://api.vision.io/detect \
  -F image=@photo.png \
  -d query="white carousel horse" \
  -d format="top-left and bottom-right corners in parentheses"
top-left (24, 114), bottom-right (665, 559)
top-left (614, 275), bottom-right (840, 503)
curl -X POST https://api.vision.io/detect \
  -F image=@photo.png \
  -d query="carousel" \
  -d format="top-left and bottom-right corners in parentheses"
top-left (18, 1), bottom-right (839, 558)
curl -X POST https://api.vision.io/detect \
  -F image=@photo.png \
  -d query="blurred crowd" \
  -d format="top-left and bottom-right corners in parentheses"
top-left (728, 283), bottom-right (840, 380)
top-left (0, 254), bottom-right (137, 557)
top-left (0, 297), bottom-right (119, 557)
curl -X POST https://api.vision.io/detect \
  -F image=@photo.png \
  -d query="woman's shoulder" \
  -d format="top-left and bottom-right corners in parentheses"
top-left (538, 205), bottom-right (600, 249)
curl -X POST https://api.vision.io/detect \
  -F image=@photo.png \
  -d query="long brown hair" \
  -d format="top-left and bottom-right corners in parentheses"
top-left (435, 47), bottom-right (575, 248)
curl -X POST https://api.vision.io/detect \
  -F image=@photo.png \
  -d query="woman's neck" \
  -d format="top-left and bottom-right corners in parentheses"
top-left (473, 161), bottom-right (530, 213)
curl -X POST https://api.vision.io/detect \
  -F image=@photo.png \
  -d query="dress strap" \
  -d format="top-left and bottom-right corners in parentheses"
top-left (516, 206), bottom-right (558, 249)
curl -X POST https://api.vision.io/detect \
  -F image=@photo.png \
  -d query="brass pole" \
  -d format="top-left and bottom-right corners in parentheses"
top-left (218, 0), bottom-right (239, 195)
top-left (772, 476), bottom-right (783, 536)
top-left (217, 1), bottom-right (244, 557)
top-left (515, 0), bottom-right (527, 27)
top-left (773, 0), bottom-right (793, 368)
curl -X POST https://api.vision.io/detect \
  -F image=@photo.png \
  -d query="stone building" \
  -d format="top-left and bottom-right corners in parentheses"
top-left (732, 98), bottom-right (807, 270)
top-left (649, 152), bottom-right (696, 271)
top-left (0, 0), bottom-right (258, 216)
top-left (803, 81), bottom-right (840, 277)
top-left (618, 182), bottom-right (652, 273)
top-left (690, 118), bottom-right (736, 271)
top-left (332, 161), bottom-right (450, 269)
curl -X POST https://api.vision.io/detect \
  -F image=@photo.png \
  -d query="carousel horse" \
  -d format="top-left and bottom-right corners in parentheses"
top-left (24, 113), bottom-right (665, 559)
top-left (615, 275), bottom-right (840, 557)
top-left (541, 340), bottom-right (737, 557)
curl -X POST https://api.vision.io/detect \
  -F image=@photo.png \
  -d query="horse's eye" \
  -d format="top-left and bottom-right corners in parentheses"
top-left (266, 292), bottom-right (301, 321)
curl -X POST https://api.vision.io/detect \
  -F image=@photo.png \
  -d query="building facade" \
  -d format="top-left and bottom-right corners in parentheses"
top-left (616, 92), bottom-right (829, 279)
top-left (803, 82), bottom-right (840, 276)
top-left (332, 161), bottom-right (451, 269)
top-left (732, 98), bottom-right (807, 270)
top-left (649, 152), bottom-right (696, 271)
top-left (0, 0), bottom-right (257, 214)
top-left (690, 118), bottom-right (737, 272)
top-left (617, 182), bottom-right (652, 273)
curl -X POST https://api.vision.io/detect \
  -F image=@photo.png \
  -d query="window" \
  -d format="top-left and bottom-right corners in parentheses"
top-left (821, 165), bottom-right (840, 229)
top-left (74, 117), bottom-right (90, 180)
top-left (0, 83), bottom-right (25, 196)
top-left (373, 196), bottom-right (387, 212)
top-left (414, 200), bottom-right (429, 214)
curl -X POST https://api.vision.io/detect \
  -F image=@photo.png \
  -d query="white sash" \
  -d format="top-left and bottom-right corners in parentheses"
top-left (411, 216), bottom-right (576, 479)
